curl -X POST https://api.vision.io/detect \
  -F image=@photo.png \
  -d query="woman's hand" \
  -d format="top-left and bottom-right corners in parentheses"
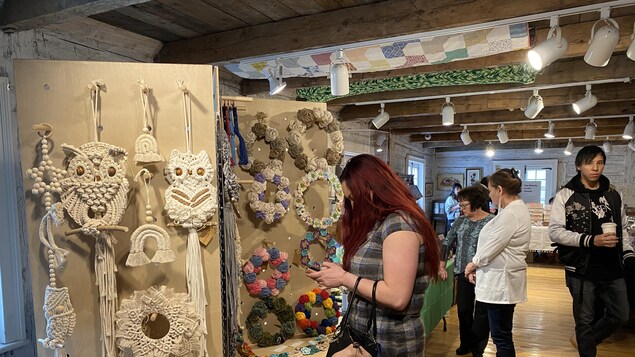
top-left (305, 261), bottom-right (347, 289)
top-left (464, 262), bottom-right (478, 277)
top-left (438, 261), bottom-right (448, 281)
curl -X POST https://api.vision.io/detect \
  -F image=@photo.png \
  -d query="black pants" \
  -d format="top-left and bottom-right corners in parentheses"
top-left (456, 274), bottom-right (489, 354)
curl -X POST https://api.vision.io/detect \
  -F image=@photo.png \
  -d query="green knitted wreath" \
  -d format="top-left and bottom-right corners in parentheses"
top-left (245, 296), bottom-right (296, 347)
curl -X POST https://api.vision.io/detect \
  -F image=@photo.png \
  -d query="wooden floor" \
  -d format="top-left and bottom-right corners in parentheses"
top-left (424, 265), bottom-right (635, 357)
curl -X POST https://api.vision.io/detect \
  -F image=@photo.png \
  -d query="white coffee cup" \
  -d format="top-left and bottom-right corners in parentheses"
top-left (601, 222), bottom-right (617, 235)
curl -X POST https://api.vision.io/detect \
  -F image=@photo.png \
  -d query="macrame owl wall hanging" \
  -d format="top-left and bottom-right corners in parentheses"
top-left (58, 80), bottom-right (130, 357)
top-left (163, 80), bottom-right (217, 356)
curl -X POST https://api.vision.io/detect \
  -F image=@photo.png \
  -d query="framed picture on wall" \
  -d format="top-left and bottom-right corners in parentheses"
top-left (425, 182), bottom-right (433, 197)
top-left (437, 173), bottom-right (464, 190)
top-left (466, 168), bottom-right (482, 186)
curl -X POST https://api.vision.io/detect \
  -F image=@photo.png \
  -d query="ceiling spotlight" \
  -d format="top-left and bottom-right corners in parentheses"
top-left (267, 64), bottom-right (287, 96)
top-left (376, 133), bottom-right (387, 152)
top-left (628, 22), bottom-right (635, 61)
top-left (572, 84), bottom-right (597, 114)
top-left (544, 121), bottom-right (555, 138)
top-left (330, 49), bottom-right (349, 96)
top-left (460, 125), bottom-right (472, 145)
top-left (485, 142), bottom-right (495, 157)
top-left (534, 139), bottom-right (544, 154)
top-left (441, 97), bottom-right (455, 126)
top-left (603, 138), bottom-right (613, 153)
top-left (564, 138), bottom-right (575, 156)
top-left (629, 139), bottom-right (635, 152)
top-left (585, 118), bottom-right (597, 139)
top-left (372, 103), bottom-right (390, 129)
top-left (584, 8), bottom-right (620, 67)
top-left (524, 89), bottom-right (544, 119)
top-left (497, 124), bottom-right (509, 144)
top-left (623, 115), bottom-right (635, 140)
top-left (528, 16), bottom-right (569, 70)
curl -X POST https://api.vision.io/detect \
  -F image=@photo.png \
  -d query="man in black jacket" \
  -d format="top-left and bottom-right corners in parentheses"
top-left (549, 145), bottom-right (635, 357)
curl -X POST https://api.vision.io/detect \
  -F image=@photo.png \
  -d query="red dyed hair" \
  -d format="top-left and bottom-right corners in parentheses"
top-left (339, 154), bottom-right (439, 278)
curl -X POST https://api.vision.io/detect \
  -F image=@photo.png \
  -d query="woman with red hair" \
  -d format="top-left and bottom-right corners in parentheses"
top-left (307, 154), bottom-right (440, 356)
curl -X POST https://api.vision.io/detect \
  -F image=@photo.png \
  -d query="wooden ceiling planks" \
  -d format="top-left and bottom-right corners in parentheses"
top-left (91, 10), bottom-right (183, 42)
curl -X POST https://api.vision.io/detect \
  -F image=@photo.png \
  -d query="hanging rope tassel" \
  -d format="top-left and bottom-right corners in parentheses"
top-left (95, 233), bottom-right (118, 357)
top-left (186, 227), bottom-right (208, 357)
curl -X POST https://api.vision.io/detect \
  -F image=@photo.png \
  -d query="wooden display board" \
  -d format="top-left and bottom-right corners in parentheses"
top-left (14, 59), bottom-right (222, 356)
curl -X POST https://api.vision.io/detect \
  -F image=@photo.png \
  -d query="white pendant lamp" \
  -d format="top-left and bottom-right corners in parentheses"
top-left (564, 138), bottom-right (575, 156)
top-left (497, 124), bottom-right (509, 144)
top-left (460, 125), bottom-right (472, 145)
top-left (544, 121), bottom-right (555, 138)
top-left (534, 139), bottom-right (544, 154)
top-left (330, 49), bottom-right (349, 96)
top-left (628, 22), bottom-right (635, 61)
top-left (603, 138), bottom-right (613, 153)
top-left (372, 103), bottom-right (390, 129)
top-left (441, 97), bottom-right (455, 126)
top-left (485, 142), bottom-right (495, 157)
top-left (572, 84), bottom-right (597, 115)
top-left (528, 16), bottom-right (568, 70)
top-left (524, 89), bottom-right (544, 119)
top-left (584, 8), bottom-right (620, 67)
top-left (267, 64), bottom-right (287, 96)
top-left (623, 116), bottom-right (635, 140)
top-left (584, 118), bottom-right (597, 140)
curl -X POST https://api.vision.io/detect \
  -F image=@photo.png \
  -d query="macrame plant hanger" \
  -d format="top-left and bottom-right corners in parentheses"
top-left (134, 79), bottom-right (164, 163)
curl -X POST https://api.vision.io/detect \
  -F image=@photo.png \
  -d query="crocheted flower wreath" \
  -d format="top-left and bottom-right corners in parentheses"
top-left (295, 288), bottom-right (341, 337)
top-left (246, 160), bottom-right (291, 224)
top-left (300, 229), bottom-right (339, 270)
top-left (287, 108), bottom-right (344, 172)
top-left (246, 296), bottom-right (296, 347)
top-left (294, 169), bottom-right (344, 229)
top-left (240, 112), bottom-right (289, 175)
top-left (242, 246), bottom-right (290, 298)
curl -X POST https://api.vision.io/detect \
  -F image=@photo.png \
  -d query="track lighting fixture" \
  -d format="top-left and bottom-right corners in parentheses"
top-left (623, 116), bottom-right (634, 140)
top-left (629, 139), bottom-right (635, 152)
top-left (572, 84), bottom-right (597, 115)
top-left (564, 138), bottom-right (574, 156)
top-left (372, 103), bottom-right (390, 129)
top-left (485, 142), bottom-right (495, 157)
top-left (584, 8), bottom-right (620, 67)
top-left (628, 22), bottom-right (635, 61)
top-left (330, 49), bottom-right (349, 96)
top-left (267, 64), bottom-right (287, 96)
top-left (534, 139), bottom-right (544, 154)
top-left (460, 125), bottom-right (472, 145)
top-left (497, 124), bottom-right (509, 144)
top-left (524, 89), bottom-right (544, 119)
top-left (603, 138), bottom-right (613, 153)
top-left (544, 121), bottom-right (555, 138)
top-left (528, 16), bottom-right (568, 70)
top-left (441, 97), bottom-right (455, 126)
top-left (584, 118), bottom-right (597, 139)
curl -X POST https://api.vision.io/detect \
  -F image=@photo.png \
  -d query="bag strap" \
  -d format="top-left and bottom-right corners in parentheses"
top-left (366, 280), bottom-right (379, 338)
top-left (338, 276), bottom-right (363, 328)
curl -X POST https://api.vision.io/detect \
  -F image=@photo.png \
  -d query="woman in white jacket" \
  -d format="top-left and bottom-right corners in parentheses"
top-left (464, 168), bottom-right (531, 357)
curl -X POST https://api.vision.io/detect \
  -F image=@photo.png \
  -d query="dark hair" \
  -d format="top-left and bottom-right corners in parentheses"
top-left (480, 176), bottom-right (489, 187)
top-left (457, 186), bottom-right (489, 213)
top-left (489, 168), bottom-right (522, 195)
top-left (575, 145), bottom-right (606, 169)
top-left (451, 183), bottom-right (462, 199)
top-left (339, 154), bottom-right (439, 277)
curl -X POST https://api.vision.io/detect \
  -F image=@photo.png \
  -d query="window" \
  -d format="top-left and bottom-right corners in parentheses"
top-left (492, 159), bottom-right (558, 206)
top-left (407, 156), bottom-right (426, 210)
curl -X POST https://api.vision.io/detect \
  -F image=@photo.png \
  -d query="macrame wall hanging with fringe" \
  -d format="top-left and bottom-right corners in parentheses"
top-left (116, 286), bottom-right (201, 357)
top-left (59, 80), bottom-right (130, 357)
top-left (163, 80), bottom-right (216, 356)
top-left (126, 168), bottom-right (175, 267)
top-left (134, 79), bottom-right (164, 164)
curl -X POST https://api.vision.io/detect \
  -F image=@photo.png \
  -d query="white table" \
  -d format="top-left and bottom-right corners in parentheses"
top-left (529, 225), bottom-right (554, 252)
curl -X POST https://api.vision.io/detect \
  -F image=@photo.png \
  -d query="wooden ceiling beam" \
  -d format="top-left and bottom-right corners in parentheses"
top-left (411, 126), bottom-right (628, 142)
top-left (0, 0), bottom-right (151, 31)
top-left (157, 0), bottom-right (604, 64)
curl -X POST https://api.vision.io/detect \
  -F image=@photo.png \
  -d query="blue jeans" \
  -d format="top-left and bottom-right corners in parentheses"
top-left (565, 275), bottom-right (629, 357)
top-left (484, 302), bottom-right (516, 357)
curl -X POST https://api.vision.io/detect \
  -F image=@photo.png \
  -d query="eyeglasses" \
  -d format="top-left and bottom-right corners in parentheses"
top-left (459, 202), bottom-right (470, 208)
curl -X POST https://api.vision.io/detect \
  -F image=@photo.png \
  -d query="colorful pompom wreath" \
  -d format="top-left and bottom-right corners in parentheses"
top-left (295, 288), bottom-right (341, 337)
top-left (294, 169), bottom-right (344, 229)
top-left (246, 296), bottom-right (296, 347)
top-left (299, 229), bottom-right (339, 270)
top-left (243, 246), bottom-right (290, 298)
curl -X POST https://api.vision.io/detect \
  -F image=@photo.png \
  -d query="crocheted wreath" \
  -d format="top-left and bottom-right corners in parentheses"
top-left (241, 112), bottom-right (289, 175)
top-left (300, 229), bottom-right (339, 270)
top-left (287, 108), bottom-right (344, 172)
top-left (295, 288), bottom-right (341, 337)
top-left (242, 246), bottom-right (290, 298)
top-left (246, 296), bottom-right (296, 347)
top-left (246, 160), bottom-right (291, 224)
top-left (294, 169), bottom-right (344, 229)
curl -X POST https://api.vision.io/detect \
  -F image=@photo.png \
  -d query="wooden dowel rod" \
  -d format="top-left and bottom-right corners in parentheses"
top-left (221, 95), bottom-right (253, 102)
top-left (237, 179), bottom-right (254, 184)
top-left (65, 225), bottom-right (128, 236)
top-left (167, 222), bottom-right (218, 228)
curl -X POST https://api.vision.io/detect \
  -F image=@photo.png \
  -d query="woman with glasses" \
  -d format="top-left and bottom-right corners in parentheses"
top-left (440, 185), bottom-right (494, 357)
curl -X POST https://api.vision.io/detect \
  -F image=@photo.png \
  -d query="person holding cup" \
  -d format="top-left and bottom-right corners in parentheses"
top-left (549, 145), bottom-right (635, 357)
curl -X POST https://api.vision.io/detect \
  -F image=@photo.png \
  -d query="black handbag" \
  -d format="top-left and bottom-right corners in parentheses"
top-left (326, 277), bottom-right (381, 357)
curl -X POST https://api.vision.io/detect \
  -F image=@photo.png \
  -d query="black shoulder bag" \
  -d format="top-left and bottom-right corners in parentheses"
top-left (326, 277), bottom-right (381, 357)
